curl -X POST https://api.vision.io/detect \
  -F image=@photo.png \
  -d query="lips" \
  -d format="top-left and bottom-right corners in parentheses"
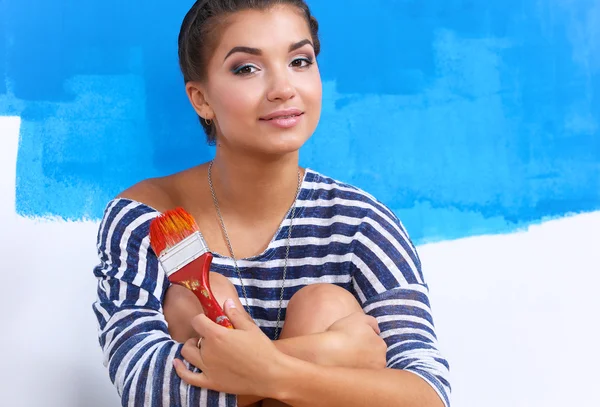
top-left (263, 114), bottom-right (302, 120)
top-left (260, 108), bottom-right (304, 121)
top-left (259, 108), bottom-right (304, 129)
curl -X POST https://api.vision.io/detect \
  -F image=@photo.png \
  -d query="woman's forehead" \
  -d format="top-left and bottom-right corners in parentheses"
top-left (214, 6), bottom-right (311, 54)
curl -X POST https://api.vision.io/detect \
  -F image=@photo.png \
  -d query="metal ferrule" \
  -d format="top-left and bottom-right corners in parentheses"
top-left (158, 232), bottom-right (209, 276)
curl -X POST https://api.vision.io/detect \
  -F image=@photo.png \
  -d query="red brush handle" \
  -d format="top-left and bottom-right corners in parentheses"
top-left (168, 252), bottom-right (233, 329)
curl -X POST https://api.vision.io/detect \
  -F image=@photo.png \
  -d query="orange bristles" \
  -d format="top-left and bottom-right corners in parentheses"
top-left (149, 207), bottom-right (200, 256)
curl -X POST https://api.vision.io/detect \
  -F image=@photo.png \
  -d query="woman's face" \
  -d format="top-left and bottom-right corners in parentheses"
top-left (194, 5), bottom-right (322, 156)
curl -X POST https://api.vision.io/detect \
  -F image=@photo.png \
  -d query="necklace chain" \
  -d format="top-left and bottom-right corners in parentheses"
top-left (207, 161), bottom-right (301, 339)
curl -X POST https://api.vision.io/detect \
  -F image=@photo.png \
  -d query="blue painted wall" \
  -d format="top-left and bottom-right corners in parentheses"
top-left (1, 0), bottom-right (598, 243)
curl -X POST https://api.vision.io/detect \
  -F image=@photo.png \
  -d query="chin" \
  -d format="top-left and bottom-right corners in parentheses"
top-left (263, 129), bottom-right (312, 154)
top-left (235, 119), bottom-right (308, 152)
top-left (222, 121), bottom-right (316, 156)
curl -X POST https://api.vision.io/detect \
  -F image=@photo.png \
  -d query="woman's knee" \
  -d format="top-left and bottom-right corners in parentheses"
top-left (165, 272), bottom-right (238, 306)
top-left (288, 283), bottom-right (363, 315)
top-left (208, 272), bottom-right (252, 320)
top-left (208, 272), bottom-right (239, 307)
top-left (282, 283), bottom-right (363, 337)
top-left (163, 272), bottom-right (245, 341)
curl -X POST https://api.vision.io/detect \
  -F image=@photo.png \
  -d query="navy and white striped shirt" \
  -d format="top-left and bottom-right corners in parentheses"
top-left (92, 168), bottom-right (451, 407)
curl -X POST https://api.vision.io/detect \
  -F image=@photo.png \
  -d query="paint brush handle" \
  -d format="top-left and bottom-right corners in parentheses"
top-left (169, 252), bottom-right (234, 329)
top-left (194, 252), bottom-right (234, 329)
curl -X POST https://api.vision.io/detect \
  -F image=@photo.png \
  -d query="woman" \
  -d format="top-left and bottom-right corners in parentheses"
top-left (92, 1), bottom-right (450, 406)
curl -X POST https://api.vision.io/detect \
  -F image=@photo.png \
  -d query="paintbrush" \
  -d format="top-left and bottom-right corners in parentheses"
top-left (149, 207), bottom-right (233, 329)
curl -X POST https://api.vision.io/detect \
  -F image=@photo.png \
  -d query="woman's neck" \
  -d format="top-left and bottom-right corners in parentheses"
top-left (209, 149), bottom-right (303, 222)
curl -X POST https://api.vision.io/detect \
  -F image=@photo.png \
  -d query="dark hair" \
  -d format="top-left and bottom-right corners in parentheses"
top-left (178, 0), bottom-right (321, 145)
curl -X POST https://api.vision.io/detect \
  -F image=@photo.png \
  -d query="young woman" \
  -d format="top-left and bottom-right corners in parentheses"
top-left (92, 1), bottom-right (450, 406)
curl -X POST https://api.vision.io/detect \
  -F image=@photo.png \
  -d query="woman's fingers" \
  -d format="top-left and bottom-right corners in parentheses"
top-left (174, 306), bottom-right (284, 396)
top-left (190, 313), bottom-right (226, 337)
top-left (172, 358), bottom-right (211, 388)
top-left (364, 315), bottom-right (381, 334)
top-left (180, 338), bottom-right (208, 372)
top-left (223, 299), bottom-right (258, 331)
top-left (189, 299), bottom-right (258, 337)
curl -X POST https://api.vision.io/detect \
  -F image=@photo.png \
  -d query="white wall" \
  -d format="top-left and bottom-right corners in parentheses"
top-left (1, 116), bottom-right (598, 406)
top-left (0, 117), bottom-right (121, 406)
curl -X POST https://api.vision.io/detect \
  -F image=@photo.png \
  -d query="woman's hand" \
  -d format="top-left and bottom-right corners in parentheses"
top-left (321, 312), bottom-right (388, 370)
top-left (173, 299), bottom-right (290, 398)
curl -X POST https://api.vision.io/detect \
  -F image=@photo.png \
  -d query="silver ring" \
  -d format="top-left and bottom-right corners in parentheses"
top-left (196, 337), bottom-right (203, 349)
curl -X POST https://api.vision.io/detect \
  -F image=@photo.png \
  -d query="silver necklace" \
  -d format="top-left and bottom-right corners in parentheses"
top-left (207, 161), bottom-right (301, 339)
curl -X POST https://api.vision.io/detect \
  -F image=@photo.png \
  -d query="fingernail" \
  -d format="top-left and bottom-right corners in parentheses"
top-left (172, 359), bottom-right (179, 369)
top-left (225, 299), bottom-right (236, 309)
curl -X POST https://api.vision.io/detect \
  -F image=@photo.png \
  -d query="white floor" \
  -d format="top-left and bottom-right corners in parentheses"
top-left (1, 116), bottom-right (598, 406)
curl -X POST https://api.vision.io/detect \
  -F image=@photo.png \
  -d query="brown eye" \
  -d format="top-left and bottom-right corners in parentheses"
top-left (290, 58), bottom-right (313, 68)
top-left (232, 64), bottom-right (259, 75)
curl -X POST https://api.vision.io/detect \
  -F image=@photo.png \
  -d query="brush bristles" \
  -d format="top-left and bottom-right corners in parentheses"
top-left (149, 207), bottom-right (200, 256)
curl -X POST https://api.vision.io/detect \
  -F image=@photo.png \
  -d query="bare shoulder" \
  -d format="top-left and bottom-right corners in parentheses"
top-left (116, 164), bottom-right (207, 213)
top-left (116, 178), bottom-right (174, 213)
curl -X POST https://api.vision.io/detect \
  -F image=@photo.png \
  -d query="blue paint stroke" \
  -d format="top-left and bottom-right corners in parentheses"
top-left (1, 0), bottom-right (599, 243)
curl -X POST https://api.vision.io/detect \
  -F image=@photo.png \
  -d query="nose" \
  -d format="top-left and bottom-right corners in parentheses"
top-left (266, 69), bottom-right (296, 102)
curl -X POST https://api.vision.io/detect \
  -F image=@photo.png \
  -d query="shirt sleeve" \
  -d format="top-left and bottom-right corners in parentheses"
top-left (92, 199), bottom-right (237, 407)
top-left (350, 202), bottom-right (451, 407)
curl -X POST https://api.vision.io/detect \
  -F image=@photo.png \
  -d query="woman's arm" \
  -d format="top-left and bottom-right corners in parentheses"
top-left (93, 199), bottom-right (237, 407)
top-left (165, 284), bottom-right (386, 407)
top-left (162, 283), bottom-right (335, 407)
top-left (164, 284), bottom-right (381, 368)
top-left (174, 303), bottom-right (445, 407)
top-left (275, 358), bottom-right (444, 407)
top-left (347, 210), bottom-right (451, 406)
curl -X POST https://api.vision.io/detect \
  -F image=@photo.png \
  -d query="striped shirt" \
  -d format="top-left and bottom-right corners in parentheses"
top-left (92, 168), bottom-right (451, 407)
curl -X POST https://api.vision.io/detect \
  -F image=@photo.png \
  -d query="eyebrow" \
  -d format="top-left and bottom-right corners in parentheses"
top-left (223, 39), bottom-right (314, 62)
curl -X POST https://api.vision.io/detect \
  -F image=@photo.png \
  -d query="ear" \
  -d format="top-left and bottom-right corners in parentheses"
top-left (185, 81), bottom-right (215, 120)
